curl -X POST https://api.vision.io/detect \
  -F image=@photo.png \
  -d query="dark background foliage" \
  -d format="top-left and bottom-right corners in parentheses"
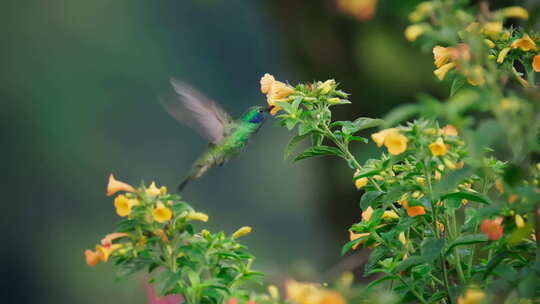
top-left (1, 0), bottom-right (524, 303)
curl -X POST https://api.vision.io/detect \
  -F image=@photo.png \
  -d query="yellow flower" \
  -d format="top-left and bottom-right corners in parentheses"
top-left (437, 221), bottom-right (445, 233)
top-left (443, 157), bottom-right (457, 170)
top-left (349, 231), bottom-right (369, 249)
top-left (382, 210), bottom-right (399, 220)
top-left (441, 124), bottom-right (458, 136)
top-left (232, 226), bottom-right (252, 239)
top-left (260, 73), bottom-right (275, 94)
top-left (408, 2), bottom-right (433, 22)
top-left (146, 182), bottom-right (161, 197)
top-left (355, 177), bottom-right (369, 189)
top-left (466, 66), bottom-right (485, 86)
top-left (458, 288), bottom-right (485, 304)
top-left (336, 0), bottom-right (379, 21)
top-left (96, 244), bottom-right (123, 262)
top-left (434, 62), bottom-right (456, 80)
top-left (533, 54), bottom-right (540, 72)
top-left (482, 22), bottom-right (502, 40)
top-left (318, 79), bottom-right (336, 94)
top-left (384, 131), bottom-right (408, 155)
top-left (267, 81), bottom-right (294, 106)
top-left (465, 22), bottom-right (480, 33)
top-left (85, 249), bottom-right (101, 267)
top-left (371, 128), bottom-right (398, 147)
top-left (398, 232), bottom-right (407, 245)
top-left (100, 232), bottom-right (129, 246)
top-left (404, 24), bottom-right (428, 42)
top-left (106, 174), bottom-right (135, 197)
top-left (186, 212), bottom-right (209, 222)
top-left (497, 47), bottom-right (511, 63)
top-left (484, 39), bottom-right (495, 48)
top-left (433, 46), bottom-right (452, 68)
top-left (515, 215), bottom-right (525, 228)
top-left (500, 6), bottom-right (529, 20)
top-left (268, 285), bottom-right (280, 300)
top-left (285, 280), bottom-right (325, 304)
top-left (511, 34), bottom-right (537, 51)
top-left (434, 170), bottom-right (442, 180)
top-left (362, 206), bottom-right (374, 221)
top-left (159, 186), bottom-right (167, 195)
top-left (429, 138), bottom-right (448, 156)
top-left (114, 195), bottom-right (138, 217)
top-left (152, 202), bottom-right (173, 223)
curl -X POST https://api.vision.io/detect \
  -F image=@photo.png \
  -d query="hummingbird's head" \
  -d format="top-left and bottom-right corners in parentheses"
top-left (242, 105), bottom-right (272, 124)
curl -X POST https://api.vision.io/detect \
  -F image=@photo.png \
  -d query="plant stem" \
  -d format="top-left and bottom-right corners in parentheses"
top-left (398, 276), bottom-right (428, 304)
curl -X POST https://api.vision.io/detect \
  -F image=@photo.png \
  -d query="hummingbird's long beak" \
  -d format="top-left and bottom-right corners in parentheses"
top-left (265, 105), bottom-right (274, 112)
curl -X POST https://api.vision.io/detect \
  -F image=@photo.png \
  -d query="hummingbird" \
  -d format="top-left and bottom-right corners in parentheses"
top-left (161, 79), bottom-right (272, 191)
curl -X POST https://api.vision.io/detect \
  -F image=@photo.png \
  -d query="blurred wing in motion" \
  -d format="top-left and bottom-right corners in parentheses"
top-left (161, 79), bottom-right (233, 144)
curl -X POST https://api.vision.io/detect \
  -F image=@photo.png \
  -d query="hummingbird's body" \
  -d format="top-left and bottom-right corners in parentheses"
top-left (161, 79), bottom-right (269, 191)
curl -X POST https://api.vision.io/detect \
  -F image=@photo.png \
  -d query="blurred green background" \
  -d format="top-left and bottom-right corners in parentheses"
top-left (1, 0), bottom-right (521, 303)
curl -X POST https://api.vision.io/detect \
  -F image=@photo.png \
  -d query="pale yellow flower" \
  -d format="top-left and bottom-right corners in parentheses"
top-left (114, 195), bottom-right (139, 217)
top-left (260, 73), bottom-right (275, 94)
top-left (482, 22), bottom-right (502, 40)
top-left (484, 39), bottom-right (495, 48)
top-left (429, 138), bottom-right (448, 156)
top-left (106, 174), bottom-right (135, 197)
top-left (515, 215), bottom-right (525, 228)
top-left (186, 212), bottom-right (209, 222)
top-left (362, 206), bottom-right (374, 221)
top-left (152, 202), bottom-right (173, 223)
top-left (146, 182), bottom-right (161, 197)
top-left (232, 226), bottom-right (252, 239)
top-left (511, 34), bottom-right (537, 51)
top-left (433, 46), bottom-right (452, 68)
top-left (434, 62), bottom-right (456, 80)
top-left (268, 285), bottom-right (280, 300)
top-left (443, 157), bottom-right (457, 170)
top-left (458, 288), bottom-right (485, 304)
top-left (398, 232), bottom-right (407, 245)
top-left (466, 66), bottom-right (486, 86)
top-left (382, 210), bottom-right (399, 220)
top-left (497, 47), bottom-right (511, 63)
top-left (371, 128), bottom-right (398, 146)
top-left (408, 2), bottom-right (433, 22)
top-left (500, 6), bottom-right (529, 20)
top-left (441, 124), bottom-right (458, 136)
top-left (404, 24), bottom-right (428, 42)
top-left (384, 131), bottom-right (408, 155)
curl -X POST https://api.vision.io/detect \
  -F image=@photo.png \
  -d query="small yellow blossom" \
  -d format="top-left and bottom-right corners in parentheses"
top-left (152, 202), bottom-right (173, 223)
top-left (412, 191), bottom-right (423, 199)
top-left (408, 2), bottom-right (433, 22)
top-left (466, 66), bottom-right (486, 86)
top-left (100, 232), bottom-right (129, 247)
top-left (434, 62), bottom-right (456, 80)
top-left (336, 0), bottom-right (379, 21)
top-left (106, 174), bottom-right (135, 197)
top-left (85, 249), bottom-right (101, 267)
top-left (511, 34), bottom-right (537, 51)
top-left (497, 47), bottom-right (511, 63)
top-left (433, 46), bottom-right (452, 68)
top-left (355, 177), bottom-right (369, 189)
top-left (482, 22), bottom-right (502, 39)
top-left (536, 163), bottom-right (540, 170)
top-left (362, 206), bottom-right (374, 221)
top-left (443, 157), bottom-right (457, 170)
top-left (268, 285), bottom-right (280, 300)
top-left (200, 229), bottom-right (210, 237)
top-left (429, 138), bottom-right (448, 156)
top-left (95, 244), bottom-right (123, 262)
top-left (398, 232), bottom-right (407, 245)
top-left (349, 231), bottom-right (369, 249)
top-left (318, 79), bottom-right (336, 94)
top-left (458, 288), bottom-right (485, 304)
top-left (146, 182), bottom-right (161, 197)
top-left (186, 212), bottom-right (209, 222)
top-left (232, 226), bottom-right (252, 239)
top-left (533, 54), bottom-right (540, 72)
top-left (159, 186), bottom-right (167, 195)
top-left (373, 175), bottom-right (384, 181)
top-left (437, 221), bottom-right (445, 233)
top-left (384, 131), bottom-right (408, 155)
top-left (382, 210), bottom-right (399, 220)
top-left (442, 125), bottom-right (458, 136)
top-left (484, 39), bottom-right (495, 48)
top-left (415, 177), bottom-right (425, 185)
top-left (404, 24), bottom-right (428, 42)
top-left (500, 6), bottom-right (529, 20)
top-left (515, 215), bottom-right (525, 228)
top-left (114, 195), bottom-right (138, 217)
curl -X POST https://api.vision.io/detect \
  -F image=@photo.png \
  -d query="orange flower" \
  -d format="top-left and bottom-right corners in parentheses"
top-left (349, 231), bottom-right (369, 249)
top-left (260, 73), bottom-right (275, 94)
top-left (100, 232), bottom-right (129, 246)
top-left (481, 218), bottom-right (504, 240)
top-left (336, 0), bottom-right (379, 21)
top-left (320, 290), bottom-right (346, 304)
top-left (442, 125), bottom-right (458, 136)
top-left (511, 34), bottom-right (537, 51)
top-left (260, 73), bottom-right (295, 115)
top-left (406, 205), bottom-right (426, 217)
top-left (85, 249), bottom-right (101, 267)
top-left (362, 206), bottom-right (374, 221)
top-left (533, 54), bottom-right (540, 72)
top-left (95, 244), bottom-right (123, 262)
top-left (106, 174), bottom-right (135, 196)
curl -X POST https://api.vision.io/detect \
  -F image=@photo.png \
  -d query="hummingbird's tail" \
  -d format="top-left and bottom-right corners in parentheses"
top-left (178, 176), bottom-right (193, 192)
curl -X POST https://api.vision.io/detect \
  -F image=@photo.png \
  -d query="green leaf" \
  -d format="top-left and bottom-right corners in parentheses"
top-left (284, 134), bottom-right (311, 160)
top-left (344, 117), bottom-right (384, 134)
top-left (275, 101), bottom-right (292, 113)
top-left (445, 234), bottom-right (488, 255)
top-left (341, 235), bottom-right (369, 255)
top-left (360, 191), bottom-right (384, 210)
top-left (433, 167), bottom-right (473, 199)
top-left (421, 238), bottom-right (444, 263)
top-left (382, 104), bottom-right (421, 127)
top-left (294, 146), bottom-right (344, 161)
top-left (394, 256), bottom-right (425, 273)
top-left (367, 275), bottom-right (398, 289)
top-left (441, 191), bottom-right (491, 205)
top-left (450, 77), bottom-right (466, 96)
